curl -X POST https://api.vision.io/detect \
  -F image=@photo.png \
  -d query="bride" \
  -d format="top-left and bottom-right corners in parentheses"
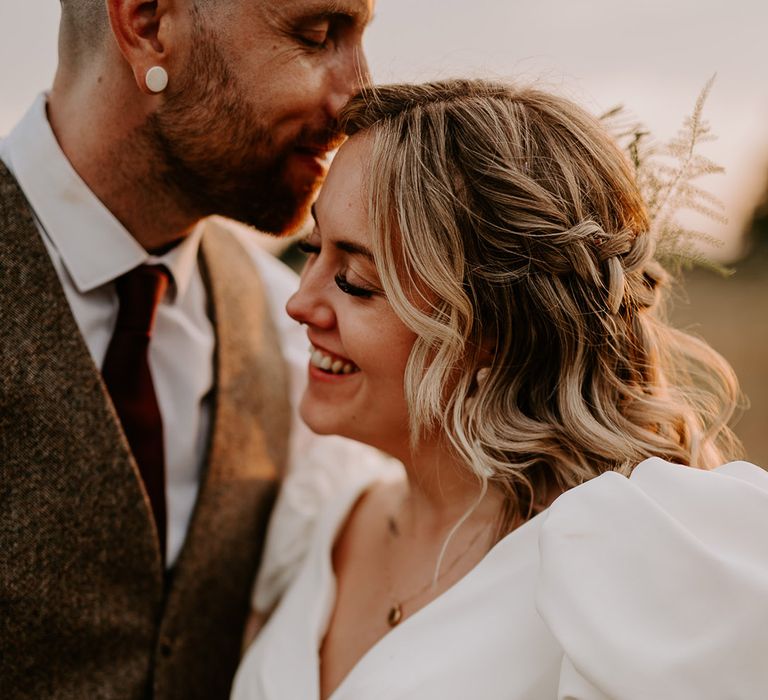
top-left (232, 80), bottom-right (768, 699)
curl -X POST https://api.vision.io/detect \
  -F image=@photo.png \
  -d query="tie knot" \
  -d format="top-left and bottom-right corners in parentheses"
top-left (114, 264), bottom-right (171, 336)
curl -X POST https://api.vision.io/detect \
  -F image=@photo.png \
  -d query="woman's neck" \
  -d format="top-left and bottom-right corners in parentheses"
top-left (392, 438), bottom-right (505, 536)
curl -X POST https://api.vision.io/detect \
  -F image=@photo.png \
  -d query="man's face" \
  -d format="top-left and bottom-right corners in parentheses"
top-left (146, 0), bottom-right (373, 234)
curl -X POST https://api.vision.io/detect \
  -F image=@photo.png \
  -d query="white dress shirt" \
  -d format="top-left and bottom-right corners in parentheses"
top-left (1, 94), bottom-right (399, 569)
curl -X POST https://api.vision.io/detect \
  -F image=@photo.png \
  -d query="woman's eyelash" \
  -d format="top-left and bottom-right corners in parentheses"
top-left (335, 272), bottom-right (374, 299)
top-left (296, 239), bottom-right (321, 255)
top-left (296, 238), bottom-right (375, 298)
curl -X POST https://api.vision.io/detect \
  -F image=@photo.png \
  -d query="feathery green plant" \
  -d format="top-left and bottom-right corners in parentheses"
top-left (602, 76), bottom-right (730, 275)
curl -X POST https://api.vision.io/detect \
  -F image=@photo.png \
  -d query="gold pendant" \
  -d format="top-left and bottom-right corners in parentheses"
top-left (387, 603), bottom-right (403, 627)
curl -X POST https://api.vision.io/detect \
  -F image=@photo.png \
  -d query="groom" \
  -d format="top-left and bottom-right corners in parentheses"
top-left (0, 0), bottom-right (376, 698)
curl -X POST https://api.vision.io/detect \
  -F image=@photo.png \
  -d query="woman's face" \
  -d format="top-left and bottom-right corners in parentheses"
top-left (285, 135), bottom-right (417, 455)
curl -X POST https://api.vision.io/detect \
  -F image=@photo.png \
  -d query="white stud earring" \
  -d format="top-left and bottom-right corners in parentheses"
top-left (145, 66), bottom-right (169, 94)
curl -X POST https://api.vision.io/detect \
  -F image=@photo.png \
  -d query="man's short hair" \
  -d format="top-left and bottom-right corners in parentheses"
top-left (59, 0), bottom-right (110, 64)
top-left (59, 0), bottom-right (214, 65)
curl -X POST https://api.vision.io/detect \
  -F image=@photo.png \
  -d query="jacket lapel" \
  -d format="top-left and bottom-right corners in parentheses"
top-left (156, 219), bottom-right (291, 695)
top-left (176, 218), bottom-right (291, 558)
top-left (202, 219), bottom-right (292, 482)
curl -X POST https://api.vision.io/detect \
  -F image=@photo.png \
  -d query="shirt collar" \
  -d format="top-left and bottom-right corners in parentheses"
top-left (147, 224), bottom-right (203, 300)
top-left (2, 93), bottom-right (202, 300)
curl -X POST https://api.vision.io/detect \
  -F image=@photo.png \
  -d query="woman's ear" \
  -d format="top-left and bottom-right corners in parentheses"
top-left (106, 0), bottom-right (174, 95)
top-left (475, 366), bottom-right (491, 389)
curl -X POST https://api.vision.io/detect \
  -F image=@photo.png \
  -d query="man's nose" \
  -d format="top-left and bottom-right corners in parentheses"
top-left (325, 45), bottom-right (370, 119)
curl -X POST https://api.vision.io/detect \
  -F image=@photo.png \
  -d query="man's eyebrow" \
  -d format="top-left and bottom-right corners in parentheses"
top-left (294, 0), bottom-right (371, 24)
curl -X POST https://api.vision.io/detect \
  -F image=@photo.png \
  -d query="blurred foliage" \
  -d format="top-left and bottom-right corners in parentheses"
top-left (279, 236), bottom-right (309, 272)
top-left (742, 173), bottom-right (768, 264)
top-left (602, 77), bottom-right (731, 276)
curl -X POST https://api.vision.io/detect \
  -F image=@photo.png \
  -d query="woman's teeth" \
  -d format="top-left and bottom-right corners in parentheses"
top-left (309, 345), bottom-right (358, 375)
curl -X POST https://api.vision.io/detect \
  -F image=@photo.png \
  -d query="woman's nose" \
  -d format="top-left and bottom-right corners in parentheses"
top-left (286, 276), bottom-right (335, 330)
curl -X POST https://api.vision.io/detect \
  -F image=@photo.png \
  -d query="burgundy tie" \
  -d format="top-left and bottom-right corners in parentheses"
top-left (102, 264), bottom-right (170, 560)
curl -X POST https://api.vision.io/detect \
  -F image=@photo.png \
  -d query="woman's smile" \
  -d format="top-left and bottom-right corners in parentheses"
top-left (285, 135), bottom-right (416, 452)
top-left (308, 342), bottom-right (360, 376)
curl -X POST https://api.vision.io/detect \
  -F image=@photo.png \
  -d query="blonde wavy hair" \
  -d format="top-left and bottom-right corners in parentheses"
top-left (339, 79), bottom-right (741, 531)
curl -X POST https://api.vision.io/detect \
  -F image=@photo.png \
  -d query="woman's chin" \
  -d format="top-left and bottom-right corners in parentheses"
top-left (298, 395), bottom-right (405, 456)
top-left (299, 400), bottom-right (344, 438)
top-left (304, 422), bottom-right (337, 437)
top-left (298, 403), bottom-right (376, 451)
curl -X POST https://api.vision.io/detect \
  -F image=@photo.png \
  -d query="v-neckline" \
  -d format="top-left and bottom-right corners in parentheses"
top-left (317, 481), bottom-right (547, 700)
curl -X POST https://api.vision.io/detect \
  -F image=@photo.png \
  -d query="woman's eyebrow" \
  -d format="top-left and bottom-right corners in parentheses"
top-left (334, 239), bottom-right (374, 261)
top-left (310, 204), bottom-right (374, 261)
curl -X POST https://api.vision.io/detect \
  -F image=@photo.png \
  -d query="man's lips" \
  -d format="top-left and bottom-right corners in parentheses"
top-left (294, 146), bottom-right (328, 160)
top-left (295, 131), bottom-right (344, 158)
top-left (295, 144), bottom-right (330, 157)
top-left (292, 145), bottom-right (334, 175)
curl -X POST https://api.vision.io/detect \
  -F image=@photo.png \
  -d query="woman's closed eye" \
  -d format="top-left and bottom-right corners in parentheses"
top-left (334, 271), bottom-right (376, 299)
top-left (296, 238), bottom-right (321, 256)
top-left (297, 235), bottom-right (381, 299)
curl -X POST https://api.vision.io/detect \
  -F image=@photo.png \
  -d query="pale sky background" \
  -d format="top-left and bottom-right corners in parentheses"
top-left (2, 1), bottom-right (766, 259)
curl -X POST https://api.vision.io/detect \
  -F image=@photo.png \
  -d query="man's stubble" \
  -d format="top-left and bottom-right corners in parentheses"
top-left (140, 14), bottom-right (335, 235)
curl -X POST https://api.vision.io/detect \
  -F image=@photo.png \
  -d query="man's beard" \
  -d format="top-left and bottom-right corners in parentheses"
top-left (142, 18), bottom-right (340, 235)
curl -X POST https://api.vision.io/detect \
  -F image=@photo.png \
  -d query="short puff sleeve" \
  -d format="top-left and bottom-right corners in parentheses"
top-left (536, 458), bottom-right (768, 700)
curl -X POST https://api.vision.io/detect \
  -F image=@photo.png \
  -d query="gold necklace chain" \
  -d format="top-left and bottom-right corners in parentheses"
top-left (383, 517), bottom-right (491, 627)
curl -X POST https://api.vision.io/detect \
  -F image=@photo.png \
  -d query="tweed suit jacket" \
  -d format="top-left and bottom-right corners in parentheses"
top-left (0, 160), bottom-right (291, 699)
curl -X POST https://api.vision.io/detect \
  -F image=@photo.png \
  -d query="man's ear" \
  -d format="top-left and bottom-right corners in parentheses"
top-left (106, 0), bottom-right (174, 95)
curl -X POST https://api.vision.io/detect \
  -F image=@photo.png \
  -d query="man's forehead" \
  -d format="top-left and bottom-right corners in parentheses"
top-left (278, 0), bottom-right (374, 25)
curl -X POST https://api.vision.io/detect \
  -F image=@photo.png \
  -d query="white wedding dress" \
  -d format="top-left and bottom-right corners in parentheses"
top-left (231, 458), bottom-right (768, 699)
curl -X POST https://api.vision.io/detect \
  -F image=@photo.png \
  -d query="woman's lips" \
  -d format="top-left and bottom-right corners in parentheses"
top-left (308, 344), bottom-right (359, 375)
